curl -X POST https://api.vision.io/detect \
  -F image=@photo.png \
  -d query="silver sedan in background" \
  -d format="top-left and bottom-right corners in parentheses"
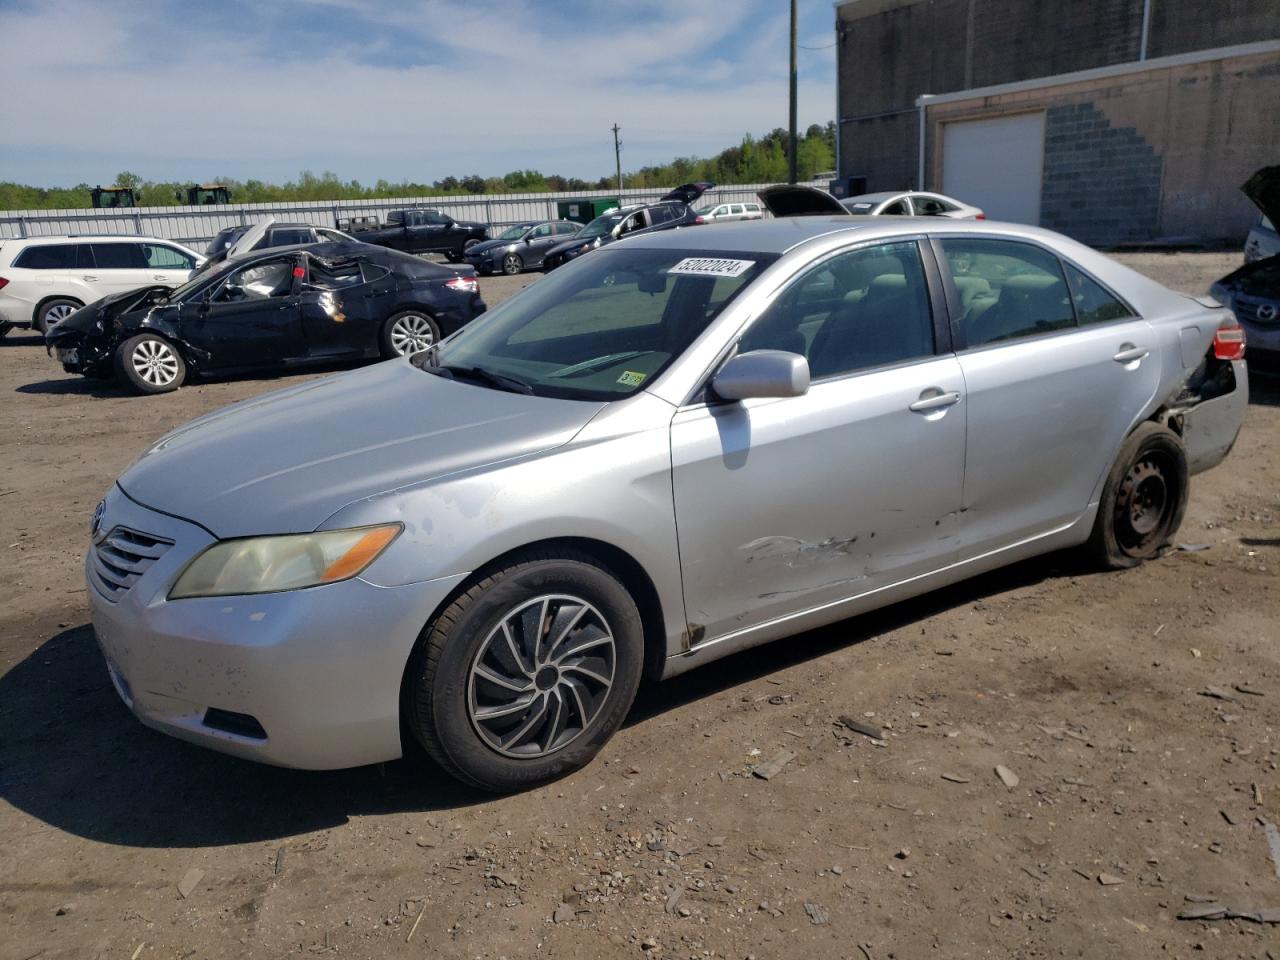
top-left (86, 216), bottom-right (1247, 791)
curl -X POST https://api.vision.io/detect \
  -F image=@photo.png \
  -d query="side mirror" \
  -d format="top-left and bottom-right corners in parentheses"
top-left (712, 350), bottom-right (810, 401)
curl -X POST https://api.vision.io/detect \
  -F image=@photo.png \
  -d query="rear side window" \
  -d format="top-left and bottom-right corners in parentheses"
top-left (91, 243), bottom-right (147, 269)
top-left (269, 228), bottom-right (313, 247)
top-left (14, 244), bottom-right (81, 269)
top-left (941, 238), bottom-right (1073, 347)
top-left (142, 244), bottom-right (195, 270)
top-left (741, 240), bottom-right (934, 378)
top-left (1062, 261), bottom-right (1134, 325)
top-left (880, 199), bottom-right (908, 215)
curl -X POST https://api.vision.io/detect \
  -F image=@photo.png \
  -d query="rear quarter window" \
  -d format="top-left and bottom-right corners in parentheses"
top-left (14, 244), bottom-right (80, 269)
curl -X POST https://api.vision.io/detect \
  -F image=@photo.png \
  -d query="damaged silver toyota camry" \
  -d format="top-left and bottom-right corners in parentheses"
top-left (88, 216), bottom-right (1247, 791)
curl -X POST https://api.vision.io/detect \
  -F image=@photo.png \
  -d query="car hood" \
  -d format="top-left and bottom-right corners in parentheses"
top-left (546, 235), bottom-right (603, 256)
top-left (465, 237), bottom-right (519, 256)
top-left (661, 182), bottom-right (715, 204)
top-left (117, 360), bottom-right (606, 538)
top-left (1243, 166), bottom-right (1280, 227)
top-left (46, 285), bottom-right (171, 343)
top-left (1212, 252), bottom-right (1280, 299)
top-left (757, 184), bottom-right (850, 217)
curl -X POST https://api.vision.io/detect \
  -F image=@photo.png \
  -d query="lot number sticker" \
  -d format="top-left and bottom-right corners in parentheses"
top-left (668, 257), bottom-right (756, 278)
top-left (617, 370), bottom-right (648, 387)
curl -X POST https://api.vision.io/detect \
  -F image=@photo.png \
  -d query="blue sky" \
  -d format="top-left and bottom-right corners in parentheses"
top-left (0, 0), bottom-right (837, 187)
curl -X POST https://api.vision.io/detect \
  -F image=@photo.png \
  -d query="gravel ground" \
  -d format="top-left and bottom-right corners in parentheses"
top-left (2, 253), bottom-right (1278, 960)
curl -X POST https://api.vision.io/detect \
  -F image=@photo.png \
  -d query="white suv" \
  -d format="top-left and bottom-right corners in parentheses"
top-left (694, 201), bottom-right (763, 224)
top-left (0, 235), bottom-right (204, 336)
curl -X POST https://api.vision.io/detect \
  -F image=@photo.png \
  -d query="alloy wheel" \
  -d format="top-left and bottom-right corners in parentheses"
top-left (502, 253), bottom-right (523, 275)
top-left (130, 339), bottom-right (180, 387)
top-left (45, 303), bottom-right (78, 325)
top-left (467, 594), bottom-right (616, 759)
top-left (389, 314), bottom-right (435, 356)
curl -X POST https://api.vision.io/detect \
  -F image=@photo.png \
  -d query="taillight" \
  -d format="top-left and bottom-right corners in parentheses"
top-left (694, 215), bottom-right (705, 224)
top-left (0, 277), bottom-right (8, 290)
top-left (1214, 315), bottom-right (1245, 361)
top-left (975, 213), bottom-right (986, 220)
top-left (445, 275), bottom-right (478, 294)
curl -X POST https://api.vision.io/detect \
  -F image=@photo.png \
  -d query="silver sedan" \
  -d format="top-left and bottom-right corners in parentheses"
top-left (87, 216), bottom-right (1247, 790)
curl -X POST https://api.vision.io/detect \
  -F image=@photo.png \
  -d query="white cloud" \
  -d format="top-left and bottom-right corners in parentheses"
top-left (0, 0), bottom-right (836, 184)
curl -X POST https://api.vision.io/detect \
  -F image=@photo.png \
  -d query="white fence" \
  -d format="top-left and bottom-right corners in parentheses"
top-left (0, 182), bottom-right (823, 251)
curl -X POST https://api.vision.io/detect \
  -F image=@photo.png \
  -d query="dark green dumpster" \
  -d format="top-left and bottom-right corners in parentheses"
top-left (556, 197), bottom-right (621, 224)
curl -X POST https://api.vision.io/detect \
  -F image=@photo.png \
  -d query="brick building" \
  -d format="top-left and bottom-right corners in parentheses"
top-left (834, 0), bottom-right (1280, 245)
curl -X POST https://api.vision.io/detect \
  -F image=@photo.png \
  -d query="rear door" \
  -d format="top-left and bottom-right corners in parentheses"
top-left (89, 242), bottom-right (151, 297)
top-left (670, 239), bottom-right (966, 641)
top-left (178, 255), bottom-right (305, 368)
top-left (936, 236), bottom-right (1158, 557)
top-left (298, 257), bottom-right (384, 356)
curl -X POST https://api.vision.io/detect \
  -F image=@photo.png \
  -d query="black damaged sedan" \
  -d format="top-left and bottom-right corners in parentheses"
top-left (45, 241), bottom-right (486, 394)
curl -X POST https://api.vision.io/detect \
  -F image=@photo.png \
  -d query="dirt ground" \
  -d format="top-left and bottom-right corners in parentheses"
top-left (2, 253), bottom-right (1278, 960)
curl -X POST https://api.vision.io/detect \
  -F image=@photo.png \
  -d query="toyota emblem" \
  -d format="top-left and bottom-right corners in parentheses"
top-left (1258, 303), bottom-right (1278, 322)
top-left (90, 500), bottom-right (106, 539)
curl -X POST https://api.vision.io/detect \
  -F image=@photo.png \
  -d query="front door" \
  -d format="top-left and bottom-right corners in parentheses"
top-left (671, 239), bottom-right (967, 642)
top-left (179, 256), bottom-right (304, 369)
top-left (935, 237), bottom-right (1160, 557)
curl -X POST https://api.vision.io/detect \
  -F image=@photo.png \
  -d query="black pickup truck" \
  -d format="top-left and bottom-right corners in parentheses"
top-left (351, 209), bottom-right (488, 262)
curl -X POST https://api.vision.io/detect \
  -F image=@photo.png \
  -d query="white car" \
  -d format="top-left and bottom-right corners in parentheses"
top-left (842, 191), bottom-right (985, 219)
top-left (694, 201), bottom-right (763, 224)
top-left (0, 235), bottom-right (204, 336)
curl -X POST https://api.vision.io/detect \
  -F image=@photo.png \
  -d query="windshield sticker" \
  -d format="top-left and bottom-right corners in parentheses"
top-left (668, 257), bottom-right (756, 278)
top-left (617, 370), bottom-right (648, 387)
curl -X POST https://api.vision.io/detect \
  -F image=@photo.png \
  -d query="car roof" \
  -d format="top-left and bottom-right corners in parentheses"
top-left (845, 192), bottom-right (906, 204)
top-left (8, 234), bottom-right (176, 244)
top-left (614, 215), bottom-right (1089, 256)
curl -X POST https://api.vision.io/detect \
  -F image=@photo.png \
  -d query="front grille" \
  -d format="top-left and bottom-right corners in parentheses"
top-left (1234, 297), bottom-right (1280, 326)
top-left (89, 527), bottom-right (172, 601)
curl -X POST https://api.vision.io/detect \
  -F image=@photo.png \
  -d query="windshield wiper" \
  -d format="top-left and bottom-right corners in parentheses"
top-left (547, 350), bottom-right (648, 378)
top-left (430, 363), bottom-right (534, 395)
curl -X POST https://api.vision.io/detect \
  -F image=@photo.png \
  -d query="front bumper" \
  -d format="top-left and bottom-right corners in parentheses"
top-left (86, 485), bottom-right (467, 769)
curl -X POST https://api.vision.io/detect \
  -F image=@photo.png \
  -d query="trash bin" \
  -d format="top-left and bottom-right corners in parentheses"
top-left (828, 177), bottom-right (868, 200)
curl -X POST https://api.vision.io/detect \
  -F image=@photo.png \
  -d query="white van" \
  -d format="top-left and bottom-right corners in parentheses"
top-left (694, 201), bottom-right (763, 224)
top-left (0, 235), bottom-right (204, 335)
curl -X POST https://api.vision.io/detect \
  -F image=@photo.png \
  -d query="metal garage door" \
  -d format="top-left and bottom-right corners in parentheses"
top-left (942, 113), bottom-right (1045, 225)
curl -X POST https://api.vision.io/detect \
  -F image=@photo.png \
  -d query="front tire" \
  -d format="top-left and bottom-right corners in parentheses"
top-left (501, 252), bottom-right (524, 275)
top-left (1087, 421), bottom-right (1188, 569)
top-left (380, 310), bottom-right (440, 358)
top-left (36, 298), bottom-right (83, 334)
top-left (405, 551), bottom-right (643, 792)
top-left (114, 333), bottom-right (186, 394)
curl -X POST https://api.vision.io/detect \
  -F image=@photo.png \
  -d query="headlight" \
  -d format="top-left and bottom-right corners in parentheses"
top-left (169, 524), bottom-right (401, 599)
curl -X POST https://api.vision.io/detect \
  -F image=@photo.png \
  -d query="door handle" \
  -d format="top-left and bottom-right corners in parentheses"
top-left (908, 390), bottom-right (962, 413)
top-left (82, 275), bottom-right (99, 282)
top-left (152, 274), bottom-right (168, 281)
top-left (1113, 344), bottom-right (1149, 363)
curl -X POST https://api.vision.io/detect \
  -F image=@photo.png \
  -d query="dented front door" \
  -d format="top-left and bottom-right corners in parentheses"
top-left (670, 357), bottom-right (966, 643)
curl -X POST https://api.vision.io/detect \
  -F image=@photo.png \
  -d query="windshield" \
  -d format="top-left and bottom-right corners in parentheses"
top-left (577, 214), bottom-right (624, 240)
top-left (497, 224), bottom-right (532, 241)
top-left (166, 263), bottom-right (229, 302)
top-left (424, 247), bottom-right (776, 401)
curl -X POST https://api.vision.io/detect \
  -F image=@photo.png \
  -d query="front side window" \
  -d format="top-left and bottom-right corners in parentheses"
top-left (555, 222), bottom-right (579, 235)
top-left (90, 243), bottom-right (147, 269)
top-left (211, 258), bottom-right (296, 302)
top-left (433, 247), bottom-right (775, 400)
top-left (424, 212), bottom-right (451, 225)
top-left (740, 240), bottom-right (934, 379)
top-left (941, 238), bottom-right (1073, 347)
top-left (530, 224), bottom-right (553, 238)
top-left (14, 244), bottom-right (79, 269)
top-left (142, 244), bottom-right (195, 270)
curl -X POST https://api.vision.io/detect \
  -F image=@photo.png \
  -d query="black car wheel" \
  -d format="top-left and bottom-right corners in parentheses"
top-left (36, 298), bottom-right (83, 334)
top-left (405, 549), bottom-right (643, 792)
top-left (0, 321), bottom-right (12, 340)
top-left (115, 333), bottom-right (186, 394)
top-left (502, 252), bottom-right (524, 276)
top-left (1087, 422), bottom-right (1188, 569)
top-left (381, 310), bottom-right (440, 359)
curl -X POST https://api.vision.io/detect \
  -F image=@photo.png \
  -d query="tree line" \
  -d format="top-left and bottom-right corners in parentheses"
top-left (0, 124), bottom-right (835, 211)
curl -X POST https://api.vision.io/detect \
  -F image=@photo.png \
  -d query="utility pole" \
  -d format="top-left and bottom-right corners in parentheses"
top-left (612, 124), bottom-right (623, 193)
top-left (788, 0), bottom-right (798, 184)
